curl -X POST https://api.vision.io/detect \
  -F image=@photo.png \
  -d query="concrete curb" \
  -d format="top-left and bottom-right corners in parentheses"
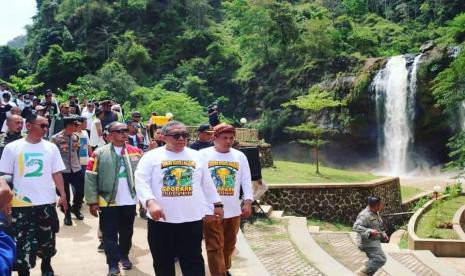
top-left (229, 230), bottom-right (270, 276)
top-left (452, 205), bottom-right (465, 240)
top-left (379, 244), bottom-right (417, 276)
top-left (413, 250), bottom-right (463, 276)
top-left (287, 216), bottom-right (353, 276)
top-left (408, 194), bottom-right (465, 257)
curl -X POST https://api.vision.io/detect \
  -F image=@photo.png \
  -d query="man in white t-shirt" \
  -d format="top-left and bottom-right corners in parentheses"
top-left (135, 121), bottom-right (224, 276)
top-left (85, 122), bottom-right (143, 276)
top-left (0, 114), bottom-right (67, 276)
top-left (200, 123), bottom-right (253, 276)
top-left (81, 101), bottom-right (95, 134)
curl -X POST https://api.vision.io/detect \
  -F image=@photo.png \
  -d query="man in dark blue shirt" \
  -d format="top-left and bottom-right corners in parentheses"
top-left (189, 124), bottom-right (213, 151)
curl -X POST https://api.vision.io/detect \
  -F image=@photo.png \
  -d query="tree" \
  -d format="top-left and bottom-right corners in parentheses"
top-left (36, 45), bottom-right (86, 91)
top-left (432, 51), bottom-right (465, 116)
top-left (3, 69), bottom-right (44, 93)
top-left (77, 61), bottom-right (137, 104)
top-left (0, 46), bottom-right (25, 80)
top-left (112, 31), bottom-right (151, 81)
top-left (128, 85), bottom-right (206, 125)
top-left (283, 86), bottom-right (345, 173)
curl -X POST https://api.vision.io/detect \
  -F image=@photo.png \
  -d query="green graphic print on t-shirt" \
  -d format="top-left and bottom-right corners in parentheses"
top-left (208, 161), bottom-right (238, 196)
top-left (161, 160), bottom-right (195, 197)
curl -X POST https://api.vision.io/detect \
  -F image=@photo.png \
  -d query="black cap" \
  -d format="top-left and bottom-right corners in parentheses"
top-left (100, 99), bottom-right (112, 105)
top-left (63, 116), bottom-right (82, 126)
top-left (197, 124), bottom-right (213, 133)
top-left (95, 107), bottom-right (104, 116)
top-left (368, 196), bottom-right (382, 206)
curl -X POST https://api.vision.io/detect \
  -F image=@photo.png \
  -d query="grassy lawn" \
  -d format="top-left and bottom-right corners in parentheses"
top-left (263, 161), bottom-right (379, 183)
top-left (399, 232), bottom-right (409, 249)
top-left (307, 218), bottom-right (353, 232)
top-left (416, 195), bottom-right (465, 239)
top-left (401, 186), bottom-right (424, 201)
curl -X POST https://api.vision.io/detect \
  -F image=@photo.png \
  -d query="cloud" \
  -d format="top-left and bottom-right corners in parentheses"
top-left (0, 0), bottom-right (37, 45)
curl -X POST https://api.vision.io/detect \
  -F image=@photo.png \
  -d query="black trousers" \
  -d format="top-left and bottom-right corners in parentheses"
top-left (62, 170), bottom-right (84, 209)
top-left (148, 219), bottom-right (205, 276)
top-left (99, 205), bottom-right (136, 266)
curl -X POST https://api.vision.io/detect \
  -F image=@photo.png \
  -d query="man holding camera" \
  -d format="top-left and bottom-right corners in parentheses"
top-left (353, 196), bottom-right (388, 276)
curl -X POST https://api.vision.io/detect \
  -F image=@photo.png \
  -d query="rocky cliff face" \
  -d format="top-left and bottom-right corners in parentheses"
top-left (412, 44), bottom-right (455, 165)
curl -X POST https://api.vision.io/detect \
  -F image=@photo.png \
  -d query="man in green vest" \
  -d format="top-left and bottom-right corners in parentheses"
top-left (85, 122), bottom-right (143, 276)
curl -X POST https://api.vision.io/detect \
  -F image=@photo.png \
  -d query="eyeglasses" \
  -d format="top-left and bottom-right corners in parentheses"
top-left (165, 132), bottom-right (189, 140)
top-left (132, 115), bottom-right (141, 118)
top-left (111, 128), bottom-right (129, 134)
top-left (32, 123), bottom-right (49, 129)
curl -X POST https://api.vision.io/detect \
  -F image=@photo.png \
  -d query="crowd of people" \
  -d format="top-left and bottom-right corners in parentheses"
top-left (0, 84), bottom-right (388, 276)
top-left (0, 85), bottom-right (260, 276)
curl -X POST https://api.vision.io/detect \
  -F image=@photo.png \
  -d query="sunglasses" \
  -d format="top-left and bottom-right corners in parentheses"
top-left (165, 132), bottom-right (189, 140)
top-left (111, 128), bottom-right (129, 134)
top-left (32, 123), bottom-right (49, 129)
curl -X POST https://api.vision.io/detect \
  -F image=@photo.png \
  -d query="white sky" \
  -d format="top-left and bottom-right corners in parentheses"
top-left (0, 0), bottom-right (37, 45)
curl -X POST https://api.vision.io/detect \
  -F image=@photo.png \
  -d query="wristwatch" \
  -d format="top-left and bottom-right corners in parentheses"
top-left (213, 203), bottom-right (224, 208)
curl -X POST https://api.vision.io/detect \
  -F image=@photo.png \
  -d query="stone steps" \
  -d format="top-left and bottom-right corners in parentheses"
top-left (310, 229), bottom-right (462, 276)
top-left (287, 217), bottom-right (353, 276)
top-left (269, 210), bottom-right (284, 218)
top-left (254, 203), bottom-right (274, 217)
top-left (242, 216), bottom-right (324, 275)
top-left (241, 215), bottom-right (464, 275)
top-left (311, 231), bottom-right (394, 275)
top-left (229, 230), bottom-right (270, 276)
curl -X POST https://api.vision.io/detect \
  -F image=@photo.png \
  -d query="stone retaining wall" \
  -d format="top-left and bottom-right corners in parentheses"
top-left (261, 177), bottom-right (402, 225)
top-left (401, 192), bottom-right (432, 212)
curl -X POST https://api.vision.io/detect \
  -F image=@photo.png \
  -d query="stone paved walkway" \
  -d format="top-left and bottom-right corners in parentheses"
top-left (389, 252), bottom-right (439, 276)
top-left (242, 219), bottom-right (323, 276)
top-left (311, 232), bottom-right (389, 276)
top-left (15, 206), bottom-right (231, 276)
top-left (21, 206), bottom-right (154, 275)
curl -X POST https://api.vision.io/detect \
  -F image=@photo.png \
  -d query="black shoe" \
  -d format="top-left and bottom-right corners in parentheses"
top-left (18, 270), bottom-right (30, 276)
top-left (64, 212), bottom-right (72, 226)
top-left (41, 259), bottom-right (54, 276)
top-left (97, 241), bottom-right (105, 252)
top-left (120, 256), bottom-right (133, 270)
top-left (139, 207), bottom-right (147, 219)
top-left (71, 207), bottom-right (84, 220)
top-left (108, 265), bottom-right (121, 276)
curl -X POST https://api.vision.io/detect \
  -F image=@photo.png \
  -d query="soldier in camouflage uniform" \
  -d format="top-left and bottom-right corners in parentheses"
top-left (353, 196), bottom-right (388, 276)
top-left (12, 204), bottom-right (59, 273)
top-left (0, 114), bottom-right (67, 276)
top-left (0, 114), bottom-right (25, 158)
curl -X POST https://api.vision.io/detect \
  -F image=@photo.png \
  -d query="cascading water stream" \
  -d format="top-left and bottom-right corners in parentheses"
top-left (373, 55), bottom-right (422, 175)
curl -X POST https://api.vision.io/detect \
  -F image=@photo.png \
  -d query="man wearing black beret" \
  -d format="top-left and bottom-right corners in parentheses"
top-left (353, 196), bottom-right (388, 275)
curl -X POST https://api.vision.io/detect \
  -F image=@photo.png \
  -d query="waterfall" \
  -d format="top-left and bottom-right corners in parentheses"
top-left (373, 55), bottom-right (421, 175)
top-left (408, 54), bottom-right (422, 133)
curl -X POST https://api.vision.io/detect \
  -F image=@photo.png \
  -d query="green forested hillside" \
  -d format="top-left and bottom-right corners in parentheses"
top-left (1, 0), bottom-right (465, 145)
